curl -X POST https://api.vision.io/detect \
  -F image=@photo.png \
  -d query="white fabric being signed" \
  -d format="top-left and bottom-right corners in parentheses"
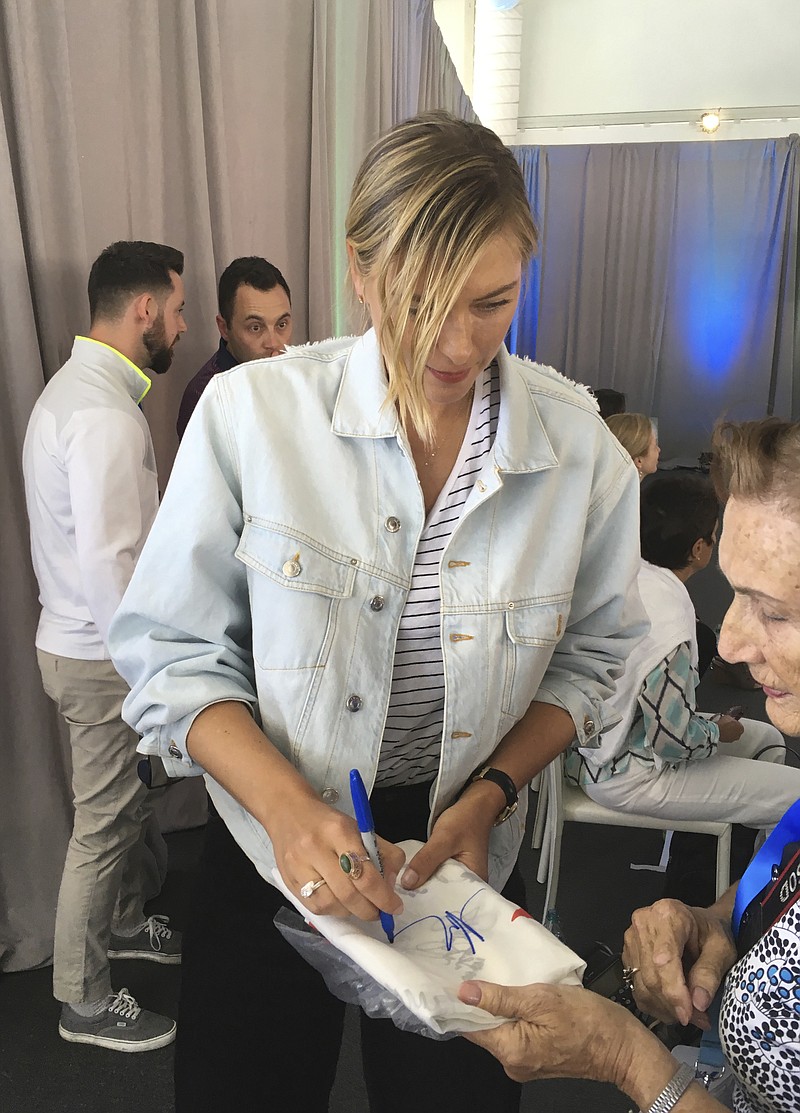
top-left (272, 839), bottom-right (585, 1036)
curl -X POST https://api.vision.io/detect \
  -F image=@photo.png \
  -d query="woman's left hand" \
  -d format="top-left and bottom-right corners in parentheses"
top-left (399, 783), bottom-right (498, 889)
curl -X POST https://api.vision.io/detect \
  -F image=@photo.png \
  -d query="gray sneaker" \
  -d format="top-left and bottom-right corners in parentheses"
top-left (59, 989), bottom-right (176, 1052)
top-left (108, 915), bottom-right (181, 964)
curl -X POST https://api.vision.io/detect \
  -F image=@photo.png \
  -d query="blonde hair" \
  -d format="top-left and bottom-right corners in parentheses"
top-left (711, 418), bottom-right (800, 516)
top-left (605, 412), bottom-right (654, 462)
top-left (345, 111), bottom-right (537, 444)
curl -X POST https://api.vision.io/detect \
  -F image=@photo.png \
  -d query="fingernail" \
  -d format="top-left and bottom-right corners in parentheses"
top-left (693, 988), bottom-right (711, 1012)
top-left (459, 981), bottom-right (482, 1006)
top-left (400, 867), bottom-right (419, 889)
top-left (677, 1007), bottom-right (690, 1026)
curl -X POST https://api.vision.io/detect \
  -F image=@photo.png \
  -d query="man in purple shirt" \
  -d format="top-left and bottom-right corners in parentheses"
top-left (177, 256), bottom-right (292, 438)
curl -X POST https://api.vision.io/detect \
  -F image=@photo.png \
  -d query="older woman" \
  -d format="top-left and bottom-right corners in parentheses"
top-left (607, 411), bottom-right (660, 479)
top-left (567, 471), bottom-right (796, 834)
top-left (459, 417), bottom-right (800, 1113)
top-left (109, 112), bottom-right (643, 1113)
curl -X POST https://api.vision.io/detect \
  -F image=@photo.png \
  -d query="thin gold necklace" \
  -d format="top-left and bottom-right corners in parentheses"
top-left (424, 386), bottom-right (475, 467)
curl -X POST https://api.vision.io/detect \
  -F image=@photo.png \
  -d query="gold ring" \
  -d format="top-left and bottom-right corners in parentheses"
top-left (339, 851), bottom-right (368, 880)
top-left (622, 966), bottom-right (639, 992)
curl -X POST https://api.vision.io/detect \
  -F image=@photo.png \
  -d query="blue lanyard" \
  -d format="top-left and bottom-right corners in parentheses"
top-left (732, 797), bottom-right (800, 936)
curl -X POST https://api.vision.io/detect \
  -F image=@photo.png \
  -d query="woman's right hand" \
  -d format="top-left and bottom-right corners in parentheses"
top-left (716, 714), bottom-right (745, 743)
top-left (622, 898), bottom-right (737, 1028)
top-left (269, 794), bottom-right (405, 922)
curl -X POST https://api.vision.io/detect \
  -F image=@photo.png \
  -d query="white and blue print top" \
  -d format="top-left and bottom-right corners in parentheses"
top-left (720, 899), bottom-right (800, 1112)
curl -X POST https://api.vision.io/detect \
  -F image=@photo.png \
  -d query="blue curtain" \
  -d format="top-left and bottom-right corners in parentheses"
top-left (509, 137), bottom-right (800, 460)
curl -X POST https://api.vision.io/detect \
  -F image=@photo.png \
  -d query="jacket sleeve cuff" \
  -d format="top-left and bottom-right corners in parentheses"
top-left (535, 682), bottom-right (620, 748)
top-left (135, 698), bottom-right (257, 777)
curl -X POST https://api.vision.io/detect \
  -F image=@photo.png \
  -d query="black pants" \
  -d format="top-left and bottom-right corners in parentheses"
top-left (175, 784), bottom-right (523, 1113)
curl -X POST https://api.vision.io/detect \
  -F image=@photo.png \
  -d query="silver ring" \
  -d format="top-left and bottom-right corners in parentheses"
top-left (299, 878), bottom-right (327, 899)
top-left (622, 965), bottom-right (639, 992)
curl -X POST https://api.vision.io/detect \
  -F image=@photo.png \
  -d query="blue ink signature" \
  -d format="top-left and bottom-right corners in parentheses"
top-left (395, 889), bottom-right (486, 955)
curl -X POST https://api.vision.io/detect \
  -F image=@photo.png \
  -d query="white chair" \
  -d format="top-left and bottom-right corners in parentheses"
top-left (533, 753), bottom-right (732, 914)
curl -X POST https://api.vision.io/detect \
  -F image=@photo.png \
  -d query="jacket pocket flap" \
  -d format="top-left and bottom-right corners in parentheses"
top-left (235, 521), bottom-right (356, 599)
top-left (504, 599), bottom-right (569, 646)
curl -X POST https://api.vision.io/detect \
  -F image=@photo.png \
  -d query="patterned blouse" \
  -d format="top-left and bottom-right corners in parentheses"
top-left (565, 640), bottom-right (717, 785)
top-left (720, 899), bottom-right (800, 1112)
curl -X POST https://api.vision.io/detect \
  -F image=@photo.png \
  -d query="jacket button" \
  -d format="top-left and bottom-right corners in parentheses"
top-left (370, 595), bottom-right (385, 611)
top-left (168, 743), bottom-right (182, 760)
top-left (282, 559), bottom-right (301, 577)
top-left (583, 717), bottom-right (596, 735)
top-left (321, 787), bottom-right (339, 804)
top-left (346, 694), bottom-right (363, 712)
top-left (384, 516), bottom-right (401, 533)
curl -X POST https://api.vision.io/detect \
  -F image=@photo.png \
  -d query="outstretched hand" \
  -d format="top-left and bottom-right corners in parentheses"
top-left (457, 981), bottom-right (637, 1087)
top-left (622, 898), bottom-right (737, 1028)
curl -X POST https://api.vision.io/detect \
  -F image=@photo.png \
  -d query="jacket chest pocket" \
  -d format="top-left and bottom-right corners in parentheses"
top-left (501, 597), bottom-right (570, 721)
top-left (235, 520), bottom-right (356, 670)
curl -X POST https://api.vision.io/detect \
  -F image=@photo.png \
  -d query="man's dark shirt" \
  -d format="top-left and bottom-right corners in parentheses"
top-left (176, 340), bottom-right (238, 440)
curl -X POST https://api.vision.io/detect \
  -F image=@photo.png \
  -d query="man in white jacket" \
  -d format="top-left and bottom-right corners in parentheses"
top-left (22, 241), bottom-right (186, 1051)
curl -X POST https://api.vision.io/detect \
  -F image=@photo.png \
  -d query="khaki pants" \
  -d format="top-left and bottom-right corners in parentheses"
top-left (38, 651), bottom-right (167, 1003)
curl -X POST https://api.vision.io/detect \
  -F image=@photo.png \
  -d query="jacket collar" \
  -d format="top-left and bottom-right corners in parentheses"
top-left (74, 336), bottom-right (152, 404)
top-left (332, 328), bottom-right (558, 473)
top-left (331, 329), bottom-right (399, 439)
top-left (493, 347), bottom-right (558, 473)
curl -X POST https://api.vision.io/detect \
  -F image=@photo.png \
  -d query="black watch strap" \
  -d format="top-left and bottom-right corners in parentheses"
top-left (470, 765), bottom-right (518, 825)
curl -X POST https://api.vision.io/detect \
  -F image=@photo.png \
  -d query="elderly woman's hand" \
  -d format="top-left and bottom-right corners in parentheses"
top-left (456, 981), bottom-right (638, 1086)
top-left (458, 981), bottom-right (728, 1111)
top-left (622, 897), bottom-right (737, 1028)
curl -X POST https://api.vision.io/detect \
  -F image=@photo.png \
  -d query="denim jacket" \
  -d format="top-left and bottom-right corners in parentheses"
top-left (110, 330), bottom-right (645, 889)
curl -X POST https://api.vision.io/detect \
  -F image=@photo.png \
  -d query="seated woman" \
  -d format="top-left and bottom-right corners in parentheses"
top-left (606, 411), bottom-right (660, 479)
top-left (457, 417), bottom-right (800, 1113)
top-left (566, 472), bottom-right (799, 833)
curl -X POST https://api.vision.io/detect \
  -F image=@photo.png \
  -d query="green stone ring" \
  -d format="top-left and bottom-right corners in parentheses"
top-left (339, 851), bottom-right (366, 880)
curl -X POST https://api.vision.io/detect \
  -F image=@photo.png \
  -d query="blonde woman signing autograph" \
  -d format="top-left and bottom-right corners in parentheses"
top-left (110, 113), bottom-right (643, 1113)
top-left (460, 419), bottom-right (800, 1113)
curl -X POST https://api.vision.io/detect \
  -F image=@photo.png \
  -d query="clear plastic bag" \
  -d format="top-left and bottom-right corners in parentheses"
top-left (274, 907), bottom-right (456, 1040)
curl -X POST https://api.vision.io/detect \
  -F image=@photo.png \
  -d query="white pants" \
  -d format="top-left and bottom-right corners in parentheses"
top-left (584, 717), bottom-right (800, 833)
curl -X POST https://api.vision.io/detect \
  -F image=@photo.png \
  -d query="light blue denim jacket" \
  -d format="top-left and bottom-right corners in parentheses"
top-left (110, 329), bottom-right (645, 889)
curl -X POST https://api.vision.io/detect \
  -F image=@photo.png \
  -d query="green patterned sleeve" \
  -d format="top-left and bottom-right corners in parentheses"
top-left (638, 642), bottom-right (719, 763)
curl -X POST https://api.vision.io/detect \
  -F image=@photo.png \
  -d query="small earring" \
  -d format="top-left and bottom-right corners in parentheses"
top-left (358, 294), bottom-right (364, 305)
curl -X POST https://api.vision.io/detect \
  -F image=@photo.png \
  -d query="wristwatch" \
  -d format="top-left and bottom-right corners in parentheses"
top-left (468, 766), bottom-right (518, 825)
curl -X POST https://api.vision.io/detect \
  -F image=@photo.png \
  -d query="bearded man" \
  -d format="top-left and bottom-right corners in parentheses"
top-left (22, 240), bottom-right (186, 1051)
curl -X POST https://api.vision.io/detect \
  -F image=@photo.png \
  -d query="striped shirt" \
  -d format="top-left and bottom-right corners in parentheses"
top-left (376, 363), bottom-right (501, 786)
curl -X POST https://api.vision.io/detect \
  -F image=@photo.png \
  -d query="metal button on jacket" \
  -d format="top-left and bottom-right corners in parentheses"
top-left (321, 787), bottom-right (339, 804)
top-left (370, 595), bottom-right (385, 612)
top-left (168, 743), bottom-right (182, 760)
top-left (282, 559), bottom-right (301, 577)
top-left (346, 694), bottom-right (363, 712)
top-left (384, 516), bottom-right (401, 533)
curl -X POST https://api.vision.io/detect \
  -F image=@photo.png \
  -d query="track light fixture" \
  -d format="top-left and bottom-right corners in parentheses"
top-left (700, 110), bottom-right (721, 133)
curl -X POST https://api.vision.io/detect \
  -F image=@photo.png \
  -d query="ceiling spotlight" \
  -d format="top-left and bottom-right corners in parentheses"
top-left (700, 110), bottom-right (721, 133)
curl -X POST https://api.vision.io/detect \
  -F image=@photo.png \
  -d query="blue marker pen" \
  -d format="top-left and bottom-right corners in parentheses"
top-left (349, 768), bottom-right (395, 943)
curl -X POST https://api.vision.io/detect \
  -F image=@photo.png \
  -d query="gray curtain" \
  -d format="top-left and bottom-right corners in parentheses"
top-left (0, 0), bottom-right (472, 972)
top-left (511, 137), bottom-right (800, 460)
